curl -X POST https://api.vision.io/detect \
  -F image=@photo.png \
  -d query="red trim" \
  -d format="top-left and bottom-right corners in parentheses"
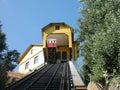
top-left (47, 43), bottom-right (56, 47)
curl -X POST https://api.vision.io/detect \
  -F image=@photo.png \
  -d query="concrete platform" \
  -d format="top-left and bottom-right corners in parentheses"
top-left (69, 61), bottom-right (87, 90)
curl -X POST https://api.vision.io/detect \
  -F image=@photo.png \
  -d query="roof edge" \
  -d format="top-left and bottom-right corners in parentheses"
top-left (41, 22), bottom-right (73, 31)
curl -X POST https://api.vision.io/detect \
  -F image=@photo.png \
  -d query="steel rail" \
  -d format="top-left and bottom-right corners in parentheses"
top-left (27, 64), bottom-right (61, 90)
top-left (6, 64), bottom-right (47, 90)
top-left (59, 63), bottom-right (66, 90)
top-left (44, 64), bottom-right (61, 90)
top-left (7, 62), bottom-right (71, 90)
top-left (67, 62), bottom-right (70, 90)
top-left (45, 63), bottom-right (64, 89)
top-left (61, 62), bottom-right (70, 90)
top-left (25, 64), bottom-right (54, 89)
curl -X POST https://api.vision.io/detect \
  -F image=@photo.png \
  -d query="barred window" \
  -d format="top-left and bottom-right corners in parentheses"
top-left (34, 56), bottom-right (38, 64)
top-left (25, 62), bottom-right (29, 70)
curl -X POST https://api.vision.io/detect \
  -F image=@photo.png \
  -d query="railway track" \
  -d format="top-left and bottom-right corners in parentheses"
top-left (6, 62), bottom-right (70, 90)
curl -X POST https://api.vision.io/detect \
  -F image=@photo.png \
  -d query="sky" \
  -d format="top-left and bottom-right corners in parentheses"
top-left (0, 0), bottom-right (82, 71)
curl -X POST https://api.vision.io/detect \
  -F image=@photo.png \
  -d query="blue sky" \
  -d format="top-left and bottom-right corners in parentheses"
top-left (0, 0), bottom-right (82, 71)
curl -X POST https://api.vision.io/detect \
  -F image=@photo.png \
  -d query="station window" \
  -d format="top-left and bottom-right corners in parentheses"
top-left (55, 26), bottom-right (60, 30)
top-left (31, 49), bottom-right (33, 54)
top-left (34, 56), bottom-right (38, 64)
top-left (25, 61), bottom-right (29, 70)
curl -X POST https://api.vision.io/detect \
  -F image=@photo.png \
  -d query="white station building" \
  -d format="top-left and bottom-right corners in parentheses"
top-left (17, 44), bottom-right (45, 74)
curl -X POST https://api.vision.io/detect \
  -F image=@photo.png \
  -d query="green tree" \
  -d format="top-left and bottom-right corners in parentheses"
top-left (77, 0), bottom-right (120, 89)
top-left (0, 23), bottom-right (20, 89)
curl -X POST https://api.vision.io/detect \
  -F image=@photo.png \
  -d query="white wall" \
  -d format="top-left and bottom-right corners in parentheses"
top-left (19, 46), bottom-right (45, 74)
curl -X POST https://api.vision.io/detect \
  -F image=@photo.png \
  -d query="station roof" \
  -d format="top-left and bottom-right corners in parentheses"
top-left (41, 22), bottom-right (73, 31)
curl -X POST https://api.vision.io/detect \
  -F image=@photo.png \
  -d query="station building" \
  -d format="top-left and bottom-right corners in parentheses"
top-left (17, 22), bottom-right (78, 74)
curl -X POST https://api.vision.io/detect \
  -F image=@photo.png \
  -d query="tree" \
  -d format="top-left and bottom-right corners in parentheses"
top-left (0, 23), bottom-right (20, 89)
top-left (77, 0), bottom-right (120, 89)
